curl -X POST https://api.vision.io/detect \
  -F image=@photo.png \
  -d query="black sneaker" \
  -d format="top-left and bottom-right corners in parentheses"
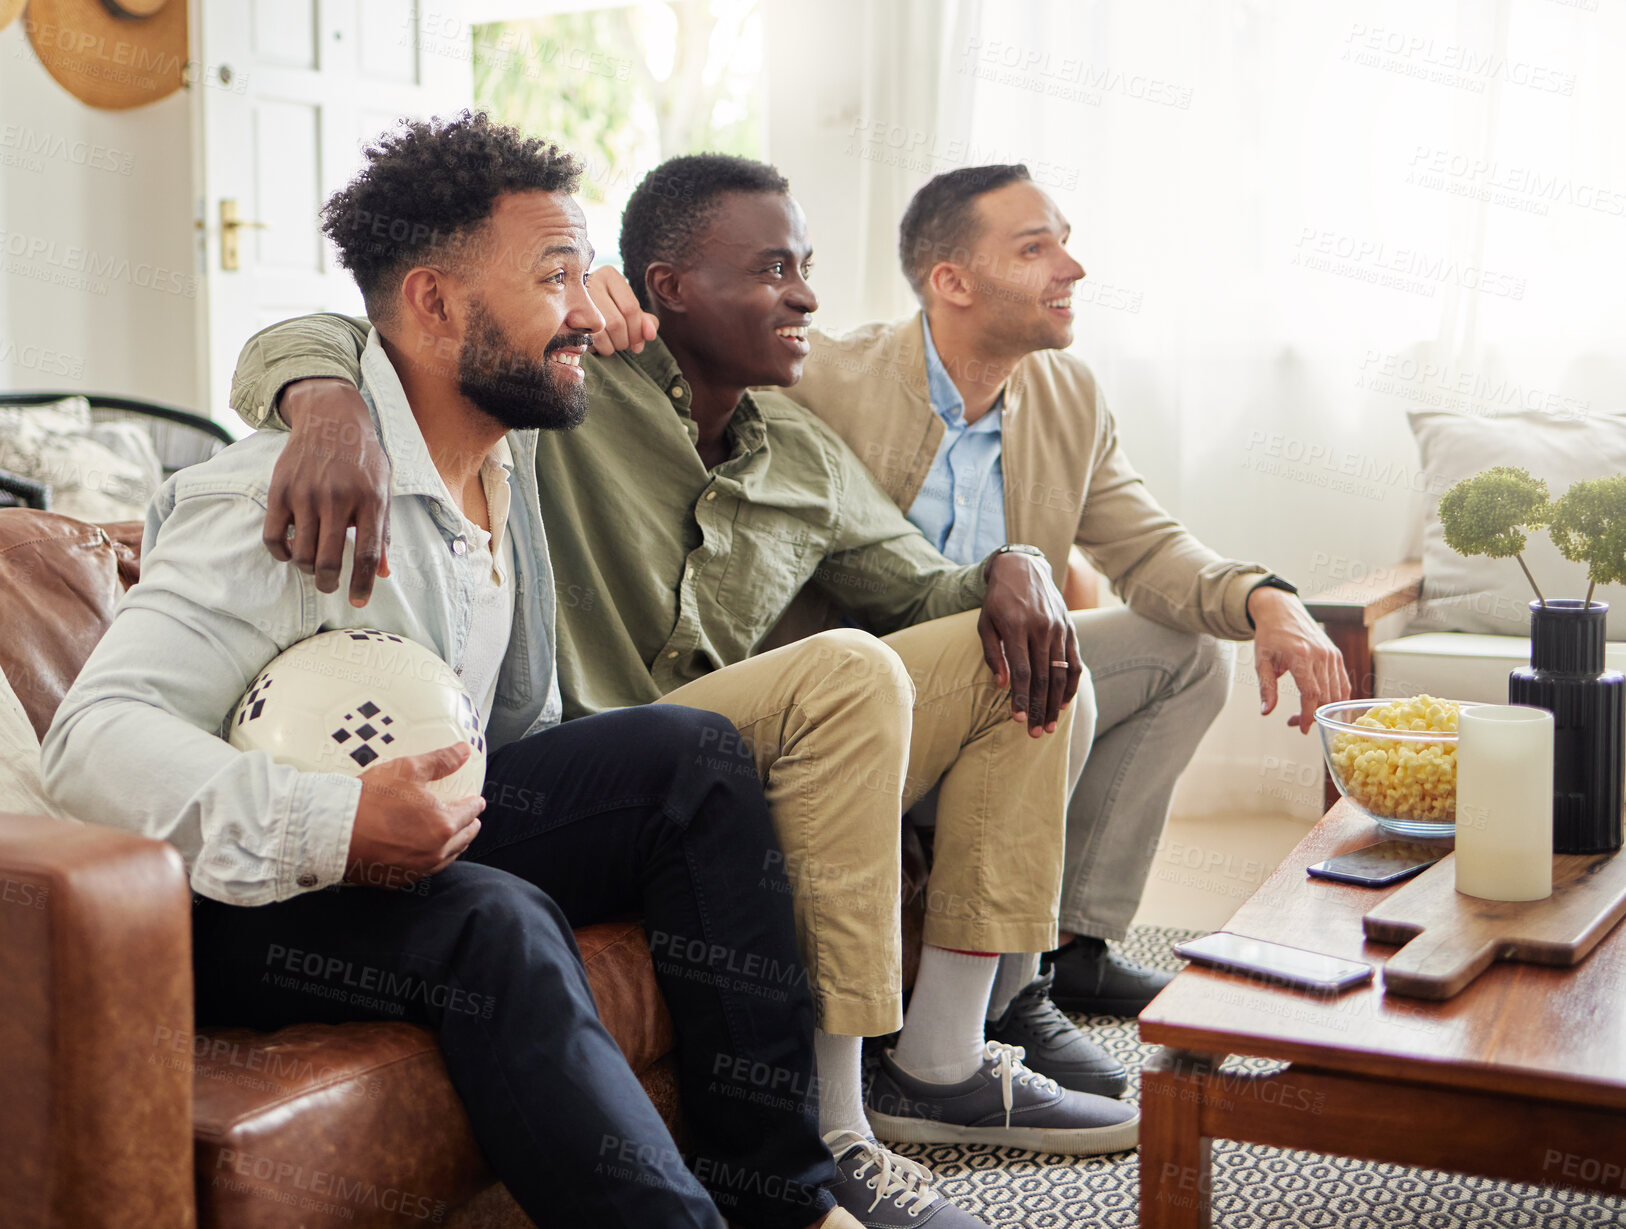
top-left (986, 971), bottom-right (1129, 1097)
top-left (1046, 937), bottom-right (1173, 1016)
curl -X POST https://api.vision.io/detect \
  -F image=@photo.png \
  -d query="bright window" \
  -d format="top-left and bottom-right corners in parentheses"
top-left (472, 1), bottom-right (764, 270)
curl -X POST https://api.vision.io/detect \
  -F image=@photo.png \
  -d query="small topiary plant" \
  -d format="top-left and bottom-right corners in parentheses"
top-left (1437, 466), bottom-right (1553, 606)
top-left (1549, 475), bottom-right (1626, 608)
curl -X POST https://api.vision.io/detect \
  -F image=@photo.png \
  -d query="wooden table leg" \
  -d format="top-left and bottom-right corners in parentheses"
top-left (1321, 622), bottom-right (1375, 809)
top-left (1139, 1048), bottom-right (1216, 1229)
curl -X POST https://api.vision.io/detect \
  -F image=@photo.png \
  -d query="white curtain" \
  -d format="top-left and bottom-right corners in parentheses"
top-left (765, 0), bottom-right (984, 324)
top-left (772, 0), bottom-right (1626, 819)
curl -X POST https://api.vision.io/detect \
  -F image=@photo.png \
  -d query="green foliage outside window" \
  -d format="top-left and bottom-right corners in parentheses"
top-left (472, 0), bottom-right (763, 271)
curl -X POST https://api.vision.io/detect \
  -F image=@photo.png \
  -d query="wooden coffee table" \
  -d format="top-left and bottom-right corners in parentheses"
top-left (1138, 800), bottom-right (1626, 1227)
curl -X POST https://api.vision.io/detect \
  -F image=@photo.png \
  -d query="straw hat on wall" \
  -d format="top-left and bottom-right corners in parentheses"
top-left (24, 0), bottom-right (189, 110)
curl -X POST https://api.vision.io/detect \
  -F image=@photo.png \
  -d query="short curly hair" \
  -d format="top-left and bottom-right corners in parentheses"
top-left (322, 110), bottom-right (581, 320)
top-left (898, 164), bottom-right (1031, 299)
top-left (619, 154), bottom-right (790, 309)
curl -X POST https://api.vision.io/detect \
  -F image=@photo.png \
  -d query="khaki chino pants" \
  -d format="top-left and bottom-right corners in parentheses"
top-left (657, 610), bottom-right (1071, 1037)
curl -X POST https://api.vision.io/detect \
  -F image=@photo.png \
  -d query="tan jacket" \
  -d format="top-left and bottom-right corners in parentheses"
top-left (781, 312), bottom-right (1269, 640)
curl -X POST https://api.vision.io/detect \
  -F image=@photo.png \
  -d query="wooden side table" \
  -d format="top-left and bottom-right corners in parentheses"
top-left (1138, 801), bottom-right (1626, 1228)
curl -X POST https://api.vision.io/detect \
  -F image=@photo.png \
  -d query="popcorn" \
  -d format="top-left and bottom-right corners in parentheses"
top-left (1328, 695), bottom-right (1459, 823)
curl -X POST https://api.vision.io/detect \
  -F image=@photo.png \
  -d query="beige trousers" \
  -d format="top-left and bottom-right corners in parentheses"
top-left (657, 609), bottom-right (1072, 1036)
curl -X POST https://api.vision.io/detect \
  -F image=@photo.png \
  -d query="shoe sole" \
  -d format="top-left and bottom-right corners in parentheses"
top-left (867, 1108), bottom-right (1140, 1156)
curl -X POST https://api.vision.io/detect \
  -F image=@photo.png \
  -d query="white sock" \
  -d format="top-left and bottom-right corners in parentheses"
top-left (814, 1029), bottom-right (872, 1139)
top-left (891, 946), bottom-right (999, 1085)
top-left (987, 952), bottom-right (1041, 1022)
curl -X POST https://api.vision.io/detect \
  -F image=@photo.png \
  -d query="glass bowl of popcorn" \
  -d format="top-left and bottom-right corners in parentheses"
top-left (1316, 696), bottom-right (1462, 837)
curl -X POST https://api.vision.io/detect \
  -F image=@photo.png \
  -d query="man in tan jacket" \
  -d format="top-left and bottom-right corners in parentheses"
top-left (586, 164), bottom-right (1349, 1092)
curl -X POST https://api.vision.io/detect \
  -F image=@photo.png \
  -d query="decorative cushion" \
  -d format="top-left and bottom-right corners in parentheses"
top-left (1408, 409), bottom-right (1626, 639)
top-left (0, 396), bottom-right (162, 523)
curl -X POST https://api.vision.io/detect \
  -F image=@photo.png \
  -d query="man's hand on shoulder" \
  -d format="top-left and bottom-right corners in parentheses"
top-left (1250, 585), bottom-right (1351, 733)
top-left (585, 266), bottom-right (658, 356)
top-left (267, 377), bottom-right (391, 607)
top-left (978, 550), bottom-right (1082, 736)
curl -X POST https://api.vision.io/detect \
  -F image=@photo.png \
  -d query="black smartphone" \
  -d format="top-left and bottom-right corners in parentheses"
top-left (1171, 931), bottom-right (1374, 992)
top-left (1305, 839), bottom-right (1447, 888)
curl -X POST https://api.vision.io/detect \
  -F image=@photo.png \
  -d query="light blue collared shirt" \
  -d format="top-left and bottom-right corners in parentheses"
top-left (42, 331), bottom-right (562, 906)
top-left (906, 315), bottom-right (1007, 566)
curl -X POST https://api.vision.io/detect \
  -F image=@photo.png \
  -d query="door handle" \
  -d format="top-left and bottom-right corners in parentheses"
top-left (217, 198), bottom-right (269, 271)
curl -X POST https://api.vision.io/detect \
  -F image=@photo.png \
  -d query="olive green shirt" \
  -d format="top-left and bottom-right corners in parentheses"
top-left (230, 314), bottom-right (989, 719)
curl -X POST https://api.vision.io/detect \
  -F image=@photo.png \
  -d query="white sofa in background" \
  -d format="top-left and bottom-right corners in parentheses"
top-left (1375, 631), bottom-right (1626, 705)
top-left (1308, 404), bottom-right (1626, 716)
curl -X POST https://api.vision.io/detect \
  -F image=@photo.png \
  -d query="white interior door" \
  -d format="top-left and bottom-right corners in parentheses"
top-left (191, 0), bottom-right (472, 428)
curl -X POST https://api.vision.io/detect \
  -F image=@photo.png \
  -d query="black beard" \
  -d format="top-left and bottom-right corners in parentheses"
top-left (456, 302), bottom-right (589, 432)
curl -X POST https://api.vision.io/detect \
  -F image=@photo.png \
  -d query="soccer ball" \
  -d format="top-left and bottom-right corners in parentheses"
top-left (227, 628), bottom-right (486, 801)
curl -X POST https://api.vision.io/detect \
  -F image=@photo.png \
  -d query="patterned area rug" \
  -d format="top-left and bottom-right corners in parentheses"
top-left (873, 926), bottom-right (1626, 1227)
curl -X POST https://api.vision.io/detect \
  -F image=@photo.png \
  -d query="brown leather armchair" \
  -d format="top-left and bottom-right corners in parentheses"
top-left (0, 509), bottom-right (681, 1229)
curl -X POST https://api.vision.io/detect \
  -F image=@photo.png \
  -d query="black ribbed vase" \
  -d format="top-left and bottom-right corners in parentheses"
top-left (1507, 599), bottom-right (1625, 854)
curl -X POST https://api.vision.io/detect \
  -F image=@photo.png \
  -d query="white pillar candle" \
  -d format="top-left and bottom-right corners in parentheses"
top-left (1455, 705), bottom-right (1554, 902)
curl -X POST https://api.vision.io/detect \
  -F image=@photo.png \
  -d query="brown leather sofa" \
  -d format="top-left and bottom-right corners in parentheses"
top-left (0, 509), bottom-right (681, 1229)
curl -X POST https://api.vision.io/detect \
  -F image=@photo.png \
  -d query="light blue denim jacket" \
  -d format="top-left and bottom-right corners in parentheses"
top-left (42, 332), bottom-right (562, 905)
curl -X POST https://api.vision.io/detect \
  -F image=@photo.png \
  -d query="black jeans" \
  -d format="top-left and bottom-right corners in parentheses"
top-left (192, 705), bottom-right (836, 1229)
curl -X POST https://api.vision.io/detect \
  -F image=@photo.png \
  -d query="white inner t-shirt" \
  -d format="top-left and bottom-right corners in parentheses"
top-left (443, 440), bottom-right (516, 733)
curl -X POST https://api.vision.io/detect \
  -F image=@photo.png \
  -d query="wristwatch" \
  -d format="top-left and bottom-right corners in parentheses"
top-left (1245, 573), bottom-right (1299, 629)
top-left (985, 543), bottom-right (1048, 580)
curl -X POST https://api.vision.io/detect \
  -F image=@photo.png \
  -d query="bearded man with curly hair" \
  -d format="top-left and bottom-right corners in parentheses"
top-left (44, 112), bottom-right (862, 1229)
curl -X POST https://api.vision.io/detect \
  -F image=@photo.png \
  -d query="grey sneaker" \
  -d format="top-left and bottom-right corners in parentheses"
top-left (986, 971), bottom-right (1129, 1097)
top-left (867, 1042), bottom-right (1139, 1156)
top-left (822, 1131), bottom-right (991, 1227)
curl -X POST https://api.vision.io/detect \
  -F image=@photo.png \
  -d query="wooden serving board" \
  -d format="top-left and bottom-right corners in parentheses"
top-left (1362, 850), bottom-right (1626, 1000)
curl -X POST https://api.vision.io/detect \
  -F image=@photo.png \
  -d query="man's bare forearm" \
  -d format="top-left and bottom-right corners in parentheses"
top-left (280, 376), bottom-right (365, 429)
